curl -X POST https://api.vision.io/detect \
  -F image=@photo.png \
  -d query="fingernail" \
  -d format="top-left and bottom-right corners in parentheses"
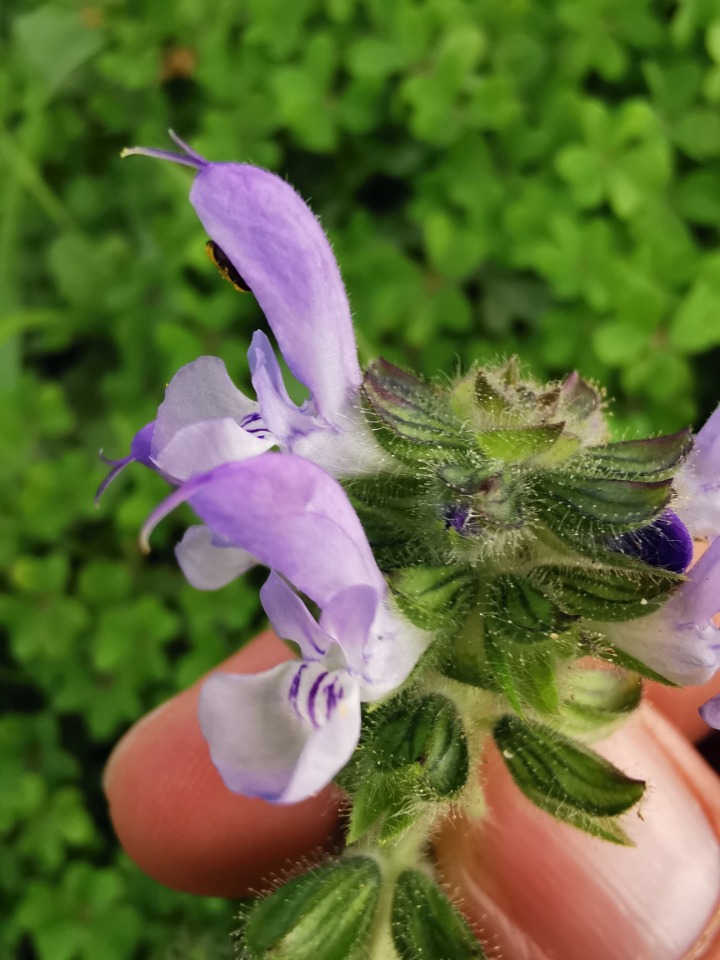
top-left (435, 706), bottom-right (720, 960)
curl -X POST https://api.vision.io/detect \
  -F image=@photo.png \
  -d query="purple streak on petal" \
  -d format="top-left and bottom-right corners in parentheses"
top-left (260, 572), bottom-right (331, 659)
top-left (700, 693), bottom-right (720, 730)
top-left (307, 671), bottom-right (329, 729)
top-left (95, 422), bottom-right (155, 503)
top-left (199, 664), bottom-right (361, 803)
top-left (175, 525), bottom-right (255, 590)
top-left (152, 417), bottom-right (275, 482)
top-left (152, 356), bottom-right (258, 457)
top-left (676, 536), bottom-right (720, 624)
top-left (189, 163), bottom-right (361, 422)
top-left (607, 510), bottom-right (693, 574)
top-left (325, 680), bottom-right (341, 718)
top-left (140, 454), bottom-right (386, 602)
top-left (240, 411), bottom-right (274, 440)
top-left (287, 663), bottom-right (308, 720)
top-left (249, 331), bottom-right (309, 444)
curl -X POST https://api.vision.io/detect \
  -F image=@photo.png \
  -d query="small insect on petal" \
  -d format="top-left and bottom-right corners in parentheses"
top-left (205, 240), bottom-right (251, 293)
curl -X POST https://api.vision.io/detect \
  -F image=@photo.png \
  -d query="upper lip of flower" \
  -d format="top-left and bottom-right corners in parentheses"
top-left (99, 132), bottom-right (384, 501)
top-left (121, 131), bottom-right (362, 425)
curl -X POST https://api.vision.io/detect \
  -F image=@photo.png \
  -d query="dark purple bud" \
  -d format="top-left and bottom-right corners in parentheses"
top-left (607, 510), bottom-right (693, 574)
top-left (443, 503), bottom-right (471, 534)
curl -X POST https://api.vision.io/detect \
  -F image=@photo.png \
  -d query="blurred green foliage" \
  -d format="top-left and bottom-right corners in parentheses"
top-left (2, 0), bottom-right (720, 956)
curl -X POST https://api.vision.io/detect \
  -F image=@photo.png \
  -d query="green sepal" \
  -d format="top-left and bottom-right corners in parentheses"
top-left (240, 857), bottom-right (382, 960)
top-left (582, 428), bottom-right (692, 480)
top-left (475, 424), bottom-right (565, 462)
top-left (556, 371), bottom-right (602, 420)
top-left (486, 575), bottom-right (573, 643)
top-left (556, 668), bottom-right (642, 736)
top-left (391, 869), bottom-right (486, 960)
top-left (483, 630), bottom-right (560, 714)
top-left (344, 695), bottom-right (469, 843)
top-left (533, 473), bottom-right (673, 535)
top-left (436, 462), bottom-right (497, 495)
top-left (464, 472), bottom-right (525, 528)
top-left (529, 560), bottom-right (681, 622)
top-left (361, 359), bottom-right (470, 460)
top-left (390, 565), bottom-right (477, 631)
top-left (371, 693), bottom-right (470, 795)
top-left (587, 639), bottom-right (679, 686)
top-left (474, 369), bottom-right (509, 419)
top-left (493, 715), bottom-right (645, 843)
top-left (345, 771), bottom-right (414, 845)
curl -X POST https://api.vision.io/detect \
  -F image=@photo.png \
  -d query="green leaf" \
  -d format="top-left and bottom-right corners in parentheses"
top-left (390, 565), bottom-right (477, 631)
top-left (391, 869), bottom-right (485, 960)
top-left (242, 858), bottom-right (382, 960)
top-left (580, 429), bottom-right (692, 479)
top-left (14, 7), bottom-right (104, 97)
top-left (493, 715), bottom-right (645, 841)
top-left (529, 560), bottom-right (680, 622)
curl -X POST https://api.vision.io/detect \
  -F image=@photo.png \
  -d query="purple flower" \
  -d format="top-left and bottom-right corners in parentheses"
top-left (100, 132), bottom-right (382, 502)
top-left (608, 537), bottom-right (720, 685)
top-left (675, 404), bottom-right (720, 539)
top-left (142, 451), bottom-right (430, 803)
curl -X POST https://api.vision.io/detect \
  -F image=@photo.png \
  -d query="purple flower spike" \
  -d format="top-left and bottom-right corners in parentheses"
top-left (608, 510), bottom-right (693, 574)
top-left (179, 455), bottom-right (430, 803)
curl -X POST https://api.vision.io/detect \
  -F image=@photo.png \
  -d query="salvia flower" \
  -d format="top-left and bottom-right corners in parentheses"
top-left (108, 134), bottom-right (720, 959)
top-left (141, 452), bottom-right (430, 802)
top-left (99, 130), bottom-right (382, 504)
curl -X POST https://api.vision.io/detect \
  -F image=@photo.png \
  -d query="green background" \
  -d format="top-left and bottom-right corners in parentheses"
top-left (2, 0), bottom-right (720, 957)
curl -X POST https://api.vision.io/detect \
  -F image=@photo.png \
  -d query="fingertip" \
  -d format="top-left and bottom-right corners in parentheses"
top-left (105, 632), bottom-right (342, 897)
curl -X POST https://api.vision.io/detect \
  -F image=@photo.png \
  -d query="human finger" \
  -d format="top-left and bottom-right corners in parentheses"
top-left (435, 704), bottom-right (720, 960)
top-left (104, 631), bottom-right (342, 897)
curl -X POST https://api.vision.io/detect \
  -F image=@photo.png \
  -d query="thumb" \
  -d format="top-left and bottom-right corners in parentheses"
top-left (435, 705), bottom-right (720, 960)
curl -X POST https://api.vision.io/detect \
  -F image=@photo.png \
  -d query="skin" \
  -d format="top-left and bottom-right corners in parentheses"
top-left (105, 631), bottom-right (720, 959)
